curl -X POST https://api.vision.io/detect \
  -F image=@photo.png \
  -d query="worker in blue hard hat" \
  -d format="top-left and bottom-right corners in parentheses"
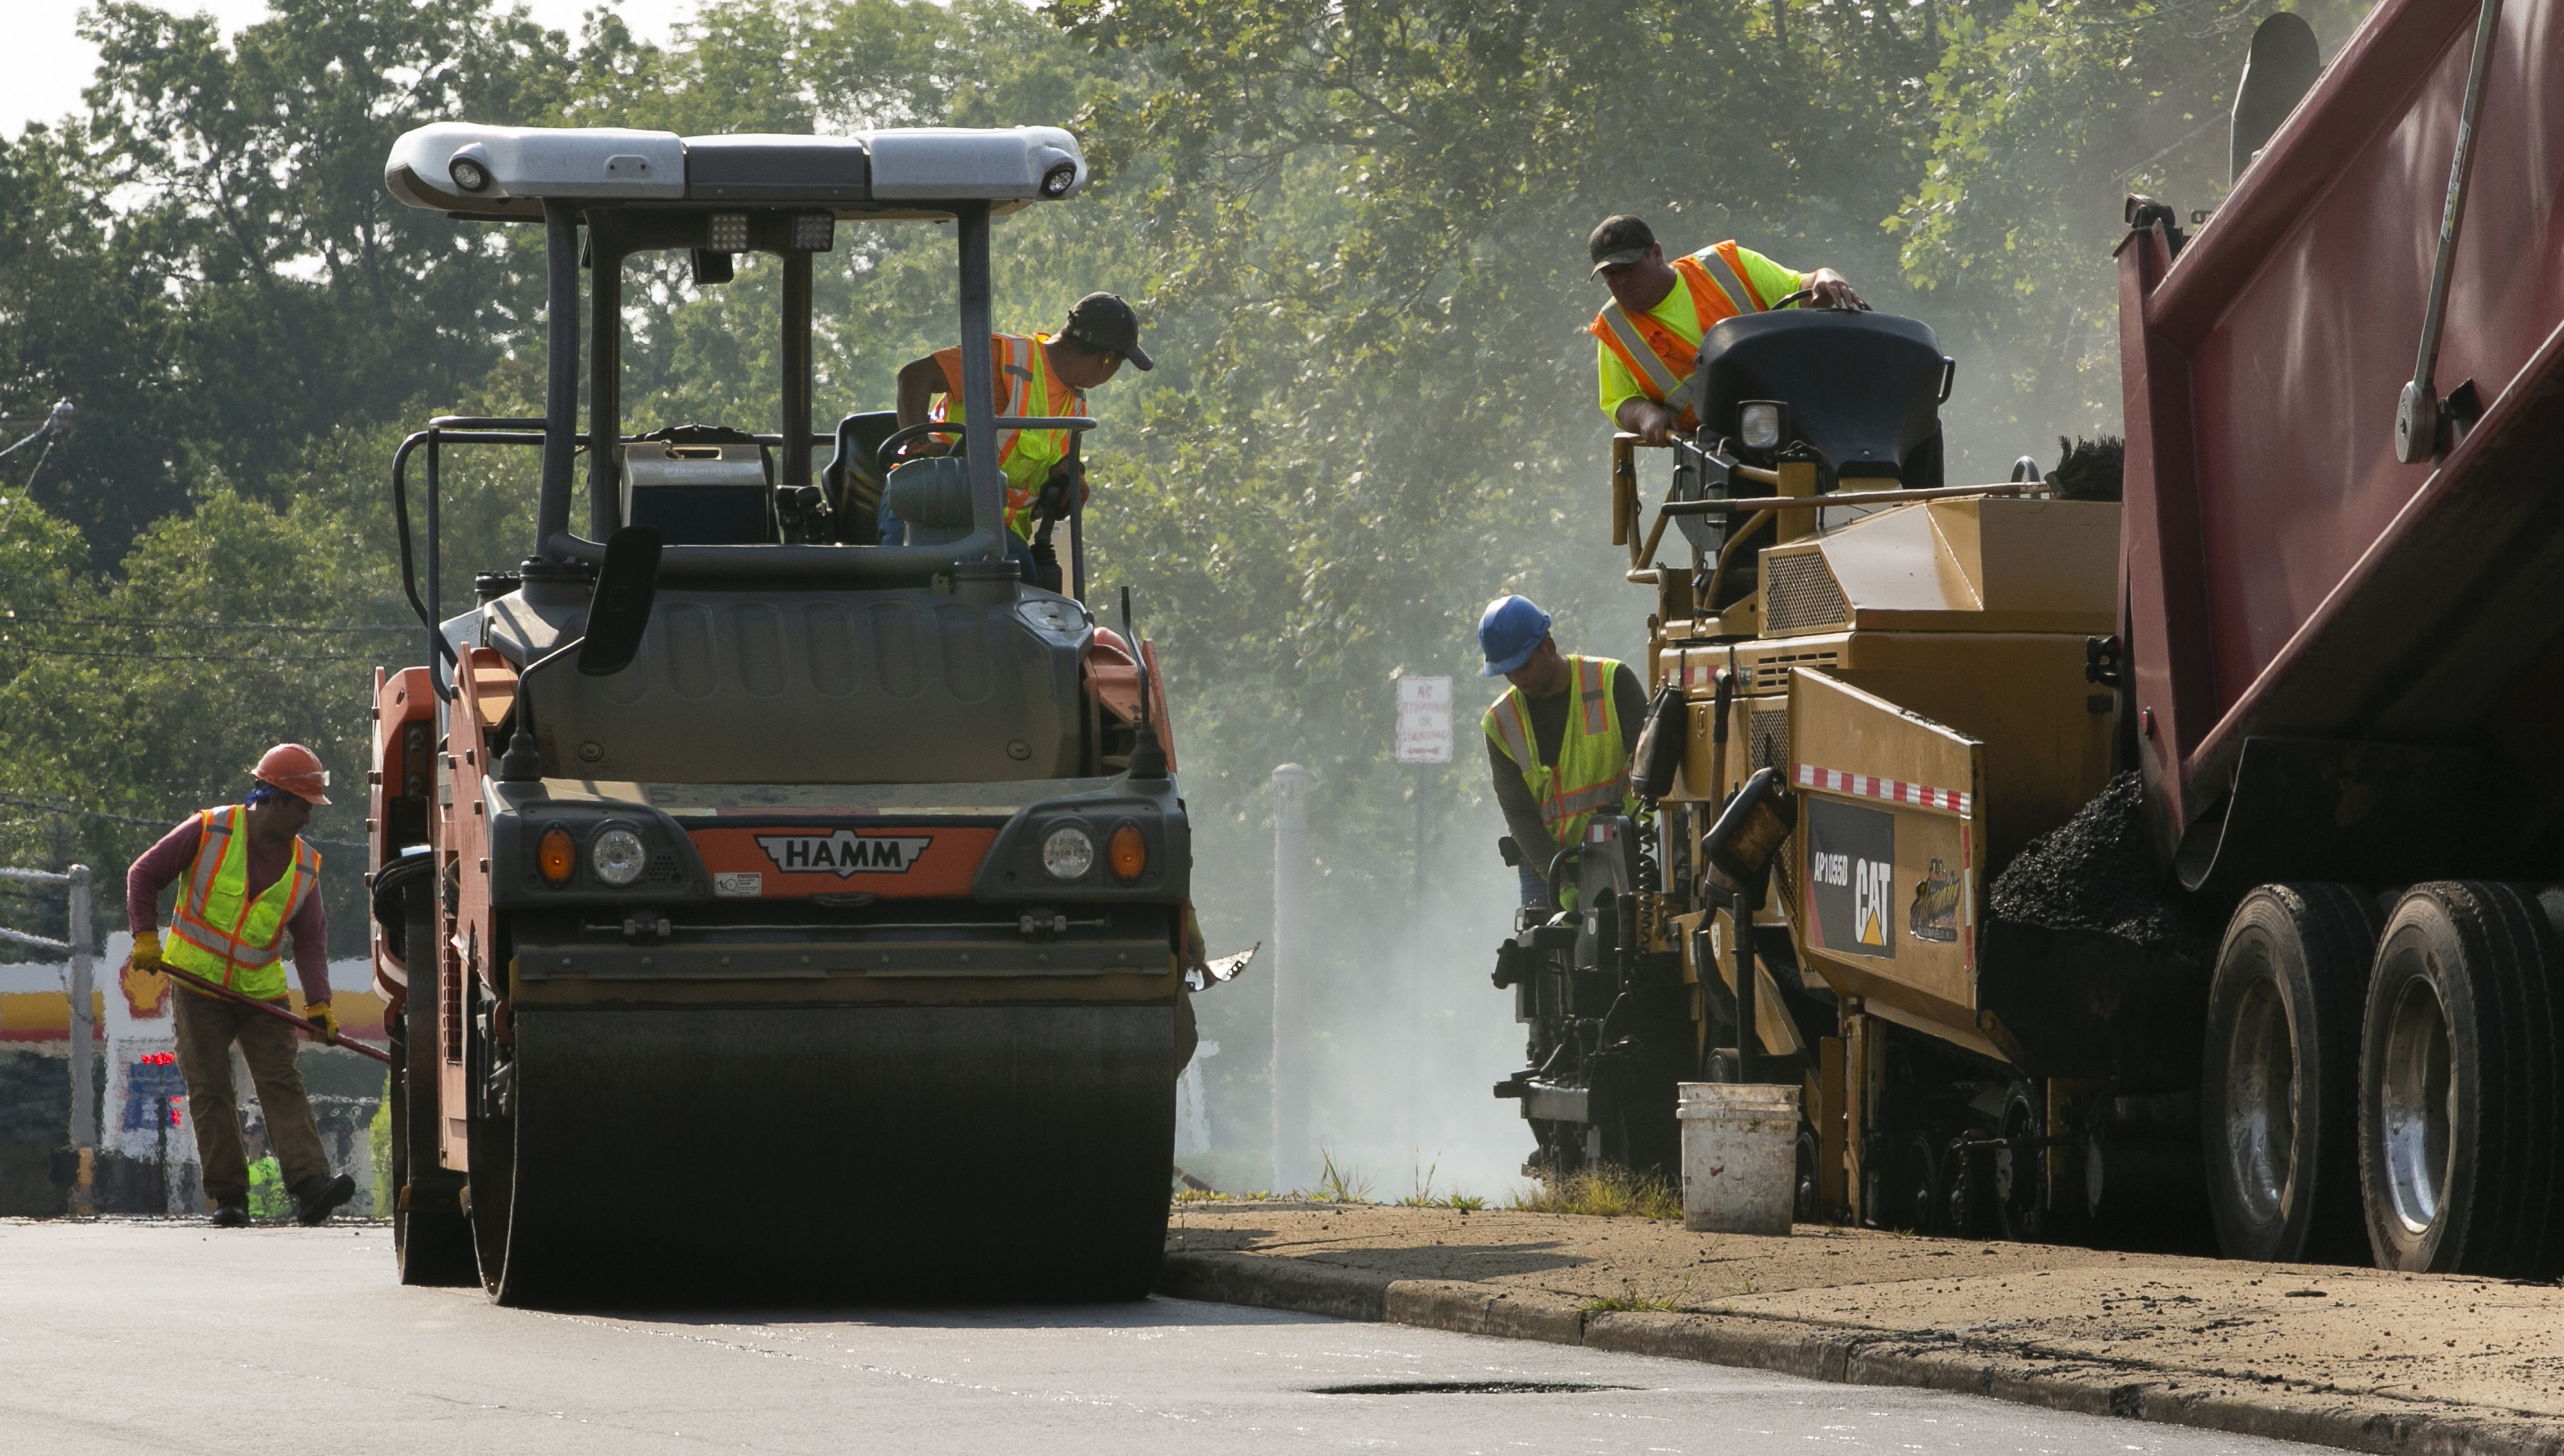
top-left (1479, 595), bottom-right (1646, 908)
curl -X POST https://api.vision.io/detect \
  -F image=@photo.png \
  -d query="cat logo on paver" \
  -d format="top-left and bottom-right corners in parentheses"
top-left (1805, 797), bottom-right (1896, 959)
top-left (755, 830), bottom-right (933, 877)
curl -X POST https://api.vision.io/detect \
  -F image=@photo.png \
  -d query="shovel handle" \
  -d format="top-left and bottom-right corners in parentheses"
top-left (129, 958), bottom-right (393, 1065)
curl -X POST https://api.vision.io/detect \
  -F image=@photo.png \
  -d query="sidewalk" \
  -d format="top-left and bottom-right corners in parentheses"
top-left (1160, 1202), bottom-right (2564, 1455)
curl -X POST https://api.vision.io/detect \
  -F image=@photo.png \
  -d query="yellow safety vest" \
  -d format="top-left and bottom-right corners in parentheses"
top-left (1589, 242), bottom-right (1772, 432)
top-left (163, 806), bottom-right (320, 1002)
top-left (935, 332), bottom-right (1087, 541)
top-left (1483, 655), bottom-right (1641, 854)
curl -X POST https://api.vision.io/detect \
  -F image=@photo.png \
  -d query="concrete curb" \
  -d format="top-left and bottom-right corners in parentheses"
top-left (1158, 1250), bottom-right (2564, 1456)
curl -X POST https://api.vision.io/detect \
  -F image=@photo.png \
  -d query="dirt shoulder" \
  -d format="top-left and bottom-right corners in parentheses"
top-left (1163, 1202), bottom-right (2564, 1454)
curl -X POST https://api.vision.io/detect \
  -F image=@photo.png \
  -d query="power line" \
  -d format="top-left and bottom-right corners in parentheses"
top-left (0, 794), bottom-right (365, 849)
top-left (0, 607), bottom-right (415, 635)
top-left (0, 643), bottom-right (378, 666)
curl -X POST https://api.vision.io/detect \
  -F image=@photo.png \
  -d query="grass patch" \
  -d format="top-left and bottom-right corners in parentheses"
top-left (1507, 1163), bottom-right (1683, 1220)
top-left (1314, 1149), bottom-right (1374, 1204)
top-left (1584, 1276), bottom-right (1688, 1314)
top-left (1395, 1158), bottom-right (1488, 1211)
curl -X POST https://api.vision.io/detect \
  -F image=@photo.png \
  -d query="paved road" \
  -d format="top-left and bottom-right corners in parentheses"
top-left (1, 1221), bottom-right (2330, 1455)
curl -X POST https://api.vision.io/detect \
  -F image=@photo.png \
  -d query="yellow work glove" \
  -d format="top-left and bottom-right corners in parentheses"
top-left (303, 1001), bottom-right (339, 1044)
top-left (130, 931), bottom-right (162, 969)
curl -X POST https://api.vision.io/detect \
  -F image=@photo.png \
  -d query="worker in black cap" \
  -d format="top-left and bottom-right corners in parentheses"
top-left (1586, 215), bottom-right (1860, 446)
top-left (893, 292), bottom-right (1152, 586)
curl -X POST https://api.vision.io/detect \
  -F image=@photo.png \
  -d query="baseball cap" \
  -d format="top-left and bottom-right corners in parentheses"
top-left (1588, 215), bottom-right (1658, 275)
top-left (1062, 292), bottom-right (1153, 371)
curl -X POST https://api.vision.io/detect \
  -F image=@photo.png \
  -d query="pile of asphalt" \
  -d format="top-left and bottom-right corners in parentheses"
top-left (1987, 771), bottom-right (2211, 959)
top-left (2048, 435), bottom-right (2124, 501)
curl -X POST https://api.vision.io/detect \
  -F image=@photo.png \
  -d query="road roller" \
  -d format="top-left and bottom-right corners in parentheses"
top-left (363, 122), bottom-right (1193, 1305)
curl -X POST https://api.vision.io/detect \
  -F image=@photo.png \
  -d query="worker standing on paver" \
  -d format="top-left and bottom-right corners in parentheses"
top-left (1479, 595), bottom-right (1647, 909)
top-left (1588, 214), bottom-right (1863, 446)
top-left (890, 291), bottom-right (1152, 586)
top-left (126, 744), bottom-right (355, 1228)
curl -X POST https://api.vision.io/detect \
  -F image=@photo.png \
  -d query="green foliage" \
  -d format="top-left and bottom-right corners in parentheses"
top-left (0, 0), bottom-right (2350, 1165)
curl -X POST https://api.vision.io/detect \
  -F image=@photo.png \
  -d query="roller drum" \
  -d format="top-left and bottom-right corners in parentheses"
top-left (476, 1004), bottom-right (1175, 1306)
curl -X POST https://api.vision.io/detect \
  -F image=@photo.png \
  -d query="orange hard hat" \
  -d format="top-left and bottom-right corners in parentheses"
top-left (252, 743), bottom-right (332, 805)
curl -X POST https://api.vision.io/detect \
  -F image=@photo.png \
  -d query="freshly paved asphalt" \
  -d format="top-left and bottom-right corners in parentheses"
top-left (0, 1220), bottom-right (2332, 1454)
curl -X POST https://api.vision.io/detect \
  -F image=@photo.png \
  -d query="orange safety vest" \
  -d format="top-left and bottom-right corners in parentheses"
top-left (1589, 241), bottom-right (1771, 432)
top-left (162, 805), bottom-right (320, 1002)
top-left (934, 332), bottom-right (1088, 540)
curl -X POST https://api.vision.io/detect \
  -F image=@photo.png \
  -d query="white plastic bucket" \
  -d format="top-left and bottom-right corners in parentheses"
top-left (1676, 1082), bottom-right (1802, 1235)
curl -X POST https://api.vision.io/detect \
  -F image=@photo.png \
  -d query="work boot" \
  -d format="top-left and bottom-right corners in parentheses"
top-left (290, 1174), bottom-right (355, 1227)
top-left (209, 1201), bottom-right (249, 1229)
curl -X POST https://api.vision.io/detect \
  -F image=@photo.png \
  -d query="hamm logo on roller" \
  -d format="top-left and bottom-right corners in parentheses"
top-left (755, 831), bottom-right (933, 877)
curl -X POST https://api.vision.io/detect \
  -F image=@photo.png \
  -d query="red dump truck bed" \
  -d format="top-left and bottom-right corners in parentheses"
top-left (2117, 0), bottom-right (2564, 890)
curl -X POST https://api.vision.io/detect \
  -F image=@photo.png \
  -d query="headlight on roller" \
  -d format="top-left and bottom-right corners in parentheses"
top-left (590, 827), bottom-right (648, 886)
top-left (1042, 824), bottom-right (1096, 881)
top-left (1738, 401), bottom-right (1784, 451)
top-left (1108, 822), bottom-right (1148, 883)
top-left (537, 826), bottom-right (577, 886)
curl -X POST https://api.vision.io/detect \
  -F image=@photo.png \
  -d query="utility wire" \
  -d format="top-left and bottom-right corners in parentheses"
top-left (0, 793), bottom-right (366, 849)
top-left (0, 643), bottom-right (378, 665)
top-left (0, 607), bottom-right (414, 635)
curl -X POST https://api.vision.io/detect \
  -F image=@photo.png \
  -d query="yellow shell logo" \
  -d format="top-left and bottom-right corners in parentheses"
top-left (119, 960), bottom-right (171, 1019)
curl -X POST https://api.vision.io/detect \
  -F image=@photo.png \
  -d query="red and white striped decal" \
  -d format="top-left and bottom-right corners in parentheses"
top-left (1792, 762), bottom-right (1972, 817)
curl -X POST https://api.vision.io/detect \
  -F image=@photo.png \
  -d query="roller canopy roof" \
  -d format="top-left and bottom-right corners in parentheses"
top-left (384, 123), bottom-right (1086, 218)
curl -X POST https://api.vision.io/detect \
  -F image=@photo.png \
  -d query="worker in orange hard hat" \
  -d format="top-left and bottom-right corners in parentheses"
top-left (126, 743), bottom-right (354, 1228)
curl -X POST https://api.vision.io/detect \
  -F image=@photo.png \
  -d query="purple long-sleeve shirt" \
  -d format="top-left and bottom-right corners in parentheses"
top-left (128, 813), bottom-right (331, 1005)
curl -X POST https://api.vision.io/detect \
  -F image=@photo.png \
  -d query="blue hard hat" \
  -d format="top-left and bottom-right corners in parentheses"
top-left (1478, 594), bottom-right (1553, 676)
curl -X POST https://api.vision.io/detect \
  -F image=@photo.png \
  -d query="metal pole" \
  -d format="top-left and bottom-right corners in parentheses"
top-left (538, 199), bottom-right (580, 555)
top-left (66, 864), bottom-right (95, 1216)
top-left (780, 250), bottom-right (814, 488)
top-left (588, 211), bottom-right (623, 538)
top-left (954, 202), bottom-right (1002, 559)
top-left (1270, 764), bottom-right (1311, 1192)
top-left (1409, 762), bottom-right (1425, 1193)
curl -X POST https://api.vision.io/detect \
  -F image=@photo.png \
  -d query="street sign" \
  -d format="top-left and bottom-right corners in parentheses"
top-left (1395, 675), bottom-right (1453, 764)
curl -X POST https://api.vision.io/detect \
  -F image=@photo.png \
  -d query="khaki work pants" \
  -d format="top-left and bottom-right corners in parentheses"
top-left (172, 986), bottom-right (330, 1206)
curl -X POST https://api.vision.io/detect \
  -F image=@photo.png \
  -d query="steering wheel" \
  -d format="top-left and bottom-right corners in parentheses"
top-left (874, 420), bottom-right (967, 478)
top-left (1771, 287), bottom-right (1869, 311)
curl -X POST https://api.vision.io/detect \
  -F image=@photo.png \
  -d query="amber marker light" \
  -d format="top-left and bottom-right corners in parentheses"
top-left (538, 826), bottom-right (577, 886)
top-left (1108, 822), bottom-right (1148, 883)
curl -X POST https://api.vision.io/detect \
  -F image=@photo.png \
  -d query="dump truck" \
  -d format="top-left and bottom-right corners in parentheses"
top-left (365, 122), bottom-right (1194, 1304)
top-left (1510, 0), bottom-right (2564, 1275)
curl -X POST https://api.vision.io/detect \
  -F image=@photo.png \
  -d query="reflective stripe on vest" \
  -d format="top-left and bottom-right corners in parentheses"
top-left (1481, 656), bottom-right (1639, 849)
top-left (938, 333), bottom-right (1087, 540)
top-left (1589, 242), bottom-right (1771, 431)
top-left (163, 805), bottom-right (319, 1001)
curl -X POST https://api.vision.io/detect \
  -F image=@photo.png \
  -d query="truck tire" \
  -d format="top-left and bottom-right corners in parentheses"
top-left (2200, 883), bottom-right (2378, 1264)
top-left (397, 893), bottom-right (476, 1288)
top-left (2359, 882), bottom-right (2564, 1276)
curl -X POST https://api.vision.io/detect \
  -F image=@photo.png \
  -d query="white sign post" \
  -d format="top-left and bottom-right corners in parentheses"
top-left (1392, 675), bottom-right (1452, 1193)
top-left (1394, 676), bottom-right (1454, 765)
